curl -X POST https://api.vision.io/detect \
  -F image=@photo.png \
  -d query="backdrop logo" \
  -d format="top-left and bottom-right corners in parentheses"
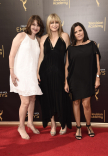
top-left (100, 69), bottom-right (106, 75)
top-left (16, 25), bottom-right (26, 32)
top-left (96, 0), bottom-right (100, 7)
top-left (88, 17), bottom-right (106, 31)
top-left (0, 92), bottom-right (8, 97)
top-left (95, 88), bottom-right (99, 101)
top-left (91, 113), bottom-right (103, 119)
top-left (0, 45), bottom-right (4, 58)
top-left (26, 112), bottom-right (39, 118)
top-left (53, 0), bottom-right (70, 8)
top-left (91, 110), bottom-right (105, 122)
top-left (0, 110), bottom-right (3, 121)
top-left (20, 0), bottom-right (27, 11)
top-left (62, 21), bottom-right (64, 26)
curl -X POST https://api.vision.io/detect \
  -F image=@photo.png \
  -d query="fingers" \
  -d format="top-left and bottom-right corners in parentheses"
top-left (95, 84), bottom-right (100, 89)
top-left (15, 77), bottom-right (19, 81)
top-left (64, 87), bottom-right (69, 93)
top-left (38, 78), bottom-right (41, 84)
top-left (12, 77), bottom-right (18, 86)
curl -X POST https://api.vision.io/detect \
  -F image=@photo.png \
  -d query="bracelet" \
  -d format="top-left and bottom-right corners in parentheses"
top-left (9, 67), bottom-right (14, 69)
top-left (96, 74), bottom-right (100, 78)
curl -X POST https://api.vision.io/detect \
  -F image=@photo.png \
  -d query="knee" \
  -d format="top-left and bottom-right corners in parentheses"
top-left (82, 101), bottom-right (90, 110)
top-left (30, 96), bottom-right (36, 103)
top-left (73, 100), bottom-right (80, 106)
top-left (21, 99), bottom-right (30, 108)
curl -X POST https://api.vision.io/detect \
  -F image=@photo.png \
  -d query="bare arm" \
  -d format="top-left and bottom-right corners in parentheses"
top-left (95, 54), bottom-right (100, 88)
top-left (64, 50), bottom-right (69, 93)
top-left (9, 32), bottom-right (26, 86)
top-left (61, 33), bottom-right (70, 93)
top-left (37, 35), bottom-right (48, 81)
top-left (61, 32), bottom-right (70, 48)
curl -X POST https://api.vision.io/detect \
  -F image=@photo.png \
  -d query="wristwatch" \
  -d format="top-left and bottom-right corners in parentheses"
top-left (96, 74), bottom-right (100, 78)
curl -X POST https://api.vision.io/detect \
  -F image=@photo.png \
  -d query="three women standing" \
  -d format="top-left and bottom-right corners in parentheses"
top-left (9, 15), bottom-right (44, 139)
top-left (65, 22), bottom-right (101, 140)
top-left (37, 14), bottom-right (72, 136)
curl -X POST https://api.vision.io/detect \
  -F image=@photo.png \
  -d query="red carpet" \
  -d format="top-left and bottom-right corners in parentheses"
top-left (0, 126), bottom-right (108, 156)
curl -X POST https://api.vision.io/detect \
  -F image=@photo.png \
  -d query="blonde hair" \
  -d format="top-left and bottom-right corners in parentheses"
top-left (46, 13), bottom-right (63, 38)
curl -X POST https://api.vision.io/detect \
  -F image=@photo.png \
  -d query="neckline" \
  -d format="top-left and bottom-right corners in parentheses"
top-left (74, 41), bottom-right (92, 47)
top-left (49, 36), bottom-right (60, 49)
top-left (26, 34), bottom-right (36, 41)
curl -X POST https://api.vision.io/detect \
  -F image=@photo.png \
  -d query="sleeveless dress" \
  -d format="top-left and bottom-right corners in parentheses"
top-left (67, 41), bottom-right (101, 101)
top-left (39, 36), bottom-right (72, 129)
top-left (10, 34), bottom-right (42, 96)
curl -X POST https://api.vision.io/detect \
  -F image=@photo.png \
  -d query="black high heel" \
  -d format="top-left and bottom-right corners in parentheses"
top-left (86, 124), bottom-right (95, 137)
top-left (75, 125), bottom-right (82, 140)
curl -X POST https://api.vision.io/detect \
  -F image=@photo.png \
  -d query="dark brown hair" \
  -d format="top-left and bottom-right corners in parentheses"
top-left (25, 15), bottom-right (44, 37)
top-left (70, 22), bottom-right (89, 46)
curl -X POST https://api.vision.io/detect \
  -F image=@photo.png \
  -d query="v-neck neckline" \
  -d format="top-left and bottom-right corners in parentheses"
top-left (49, 37), bottom-right (60, 50)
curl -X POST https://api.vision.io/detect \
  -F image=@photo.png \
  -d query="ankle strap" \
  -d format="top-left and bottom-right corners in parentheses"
top-left (76, 125), bottom-right (81, 129)
top-left (86, 123), bottom-right (91, 127)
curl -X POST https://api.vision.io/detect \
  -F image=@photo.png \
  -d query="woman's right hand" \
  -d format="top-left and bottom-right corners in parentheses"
top-left (11, 73), bottom-right (19, 87)
top-left (37, 73), bottom-right (41, 84)
top-left (64, 82), bottom-right (69, 93)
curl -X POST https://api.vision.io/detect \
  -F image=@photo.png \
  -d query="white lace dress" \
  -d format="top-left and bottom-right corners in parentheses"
top-left (10, 34), bottom-right (43, 96)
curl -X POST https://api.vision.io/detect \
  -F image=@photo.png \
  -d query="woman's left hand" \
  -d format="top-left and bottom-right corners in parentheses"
top-left (95, 77), bottom-right (100, 88)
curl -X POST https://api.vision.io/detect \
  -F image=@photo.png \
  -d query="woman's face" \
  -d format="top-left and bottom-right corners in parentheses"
top-left (49, 20), bottom-right (59, 32)
top-left (74, 26), bottom-right (84, 41)
top-left (30, 20), bottom-right (40, 35)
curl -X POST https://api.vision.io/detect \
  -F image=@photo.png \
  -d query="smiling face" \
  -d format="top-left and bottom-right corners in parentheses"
top-left (74, 26), bottom-right (84, 42)
top-left (49, 20), bottom-right (59, 32)
top-left (30, 20), bottom-right (40, 35)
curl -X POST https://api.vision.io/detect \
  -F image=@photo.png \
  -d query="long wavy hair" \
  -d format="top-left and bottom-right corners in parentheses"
top-left (25, 15), bottom-right (44, 37)
top-left (46, 13), bottom-right (63, 38)
top-left (70, 22), bottom-right (89, 46)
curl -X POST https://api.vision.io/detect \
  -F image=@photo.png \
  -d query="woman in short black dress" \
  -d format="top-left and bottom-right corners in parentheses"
top-left (37, 14), bottom-right (72, 136)
top-left (65, 22), bottom-right (101, 140)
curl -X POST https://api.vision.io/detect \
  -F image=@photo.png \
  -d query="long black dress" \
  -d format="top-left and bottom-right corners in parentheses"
top-left (67, 41), bottom-right (101, 101)
top-left (39, 36), bottom-right (72, 129)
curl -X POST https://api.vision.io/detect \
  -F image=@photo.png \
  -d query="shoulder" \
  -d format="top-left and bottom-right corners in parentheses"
top-left (40, 34), bottom-right (48, 45)
top-left (92, 40), bottom-right (97, 45)
top-left (13, 32), bottom-right (26, 43)
top-left (61, 32), bottom-right (69, 40)
top-left (68, 45), bottom-right (73, 50)
top-left (86, 40), bottom-right (91, 44)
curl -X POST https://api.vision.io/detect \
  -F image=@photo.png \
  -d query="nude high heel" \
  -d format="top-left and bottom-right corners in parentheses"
top-left (17, 126), bottom-right (30, 140)
top-left (27, 123), bottom-right (40, 134)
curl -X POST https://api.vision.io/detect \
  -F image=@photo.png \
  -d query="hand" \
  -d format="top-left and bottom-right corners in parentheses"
top-left (95, 77), bottom-right (100, 88)
top-left (11, 73), bottom-right (19, 87)
top-left (37, 73), bottom-right (41, 84)
top-left (64, 82), bottom-right (69, 93)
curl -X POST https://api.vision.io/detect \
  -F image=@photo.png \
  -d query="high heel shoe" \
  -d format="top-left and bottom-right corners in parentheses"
top-left (59, 126), bottom-right (67, 135)
top-left (17, 126), bottom-right (30, 140)
top-left (50, 130), bottom-right (56, 136)
top-left (75, 125), bottom-right (82, 140)
top-left (86, 124), bottom-right (95, 137)
top-left (27, 124), bottom-right (40, 134)
top-left (50, 122), bottom-right (56, 136)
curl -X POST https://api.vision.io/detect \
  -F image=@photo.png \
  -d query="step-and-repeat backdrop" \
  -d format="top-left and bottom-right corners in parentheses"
top-left (0, 0), bottom-right (108, 124)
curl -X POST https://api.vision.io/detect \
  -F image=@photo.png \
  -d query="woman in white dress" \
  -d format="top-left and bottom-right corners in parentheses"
top-left (9, 15), bottom-right (44, 140)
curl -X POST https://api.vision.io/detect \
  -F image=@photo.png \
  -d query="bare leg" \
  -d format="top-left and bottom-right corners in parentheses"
top-left (73, 100), bottom-right (82, 139)
top-left (50, 116), bottom-right (56, 136)
top-left (82, 97), bottom-right (94, 136)
top-left (18, 95), bottom-right (30, 139)
top-left (27, 95), bottom-right (40, 134)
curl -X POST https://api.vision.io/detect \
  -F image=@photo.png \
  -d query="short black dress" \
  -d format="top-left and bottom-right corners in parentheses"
top-left (67, 41), bottom-right (101, 101)
top-left (39, 36), bottom-right (72, 129)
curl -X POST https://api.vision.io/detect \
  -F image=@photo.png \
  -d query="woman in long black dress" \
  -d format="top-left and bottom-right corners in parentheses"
top-left (37, 13), bottom-right (72, 136)
top-left (65, 22), bottom-right (101, 140)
